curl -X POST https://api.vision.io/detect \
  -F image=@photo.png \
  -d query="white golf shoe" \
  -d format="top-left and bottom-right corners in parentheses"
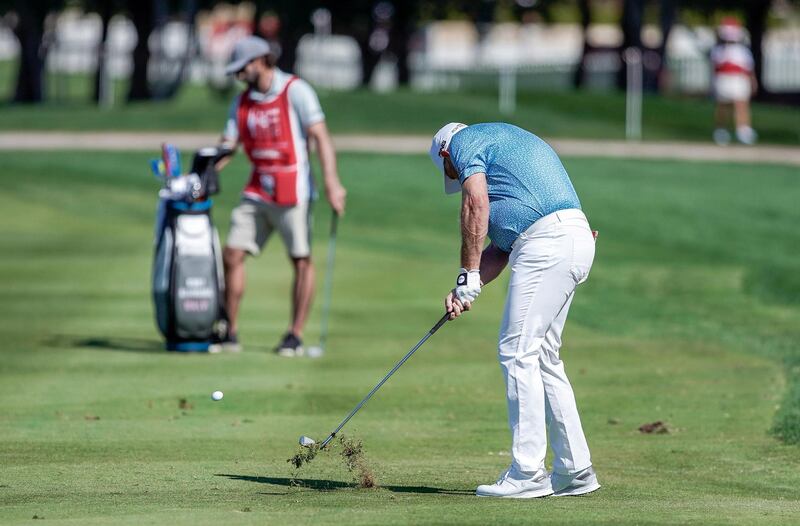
top-left (475, 466), bottom-right (553, 498)
top-left (551, 466), bottom-right (601, 496)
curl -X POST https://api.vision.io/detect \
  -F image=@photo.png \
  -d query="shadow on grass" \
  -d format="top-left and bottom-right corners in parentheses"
top-left (215, 474), bottom-right (473, 496)
top-left (44, 334), bottom-right (164, 353)
top-left (45, 334), bottom-right (290, 355)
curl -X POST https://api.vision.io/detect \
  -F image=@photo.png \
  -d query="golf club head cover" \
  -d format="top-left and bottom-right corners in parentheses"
top-left (455, 268), bottom-right (481, 303)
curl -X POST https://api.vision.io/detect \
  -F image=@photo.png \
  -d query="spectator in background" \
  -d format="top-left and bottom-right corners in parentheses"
top-left (710, 17), bottom-right (758, 146)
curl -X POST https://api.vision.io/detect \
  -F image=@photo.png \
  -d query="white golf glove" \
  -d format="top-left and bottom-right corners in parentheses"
top-left (455, 268), bottom-right (481, 304)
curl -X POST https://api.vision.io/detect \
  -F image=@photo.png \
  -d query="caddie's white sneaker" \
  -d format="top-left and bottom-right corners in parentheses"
top-left (551, 466), bottom-right (601, 496)
top-left (475, 466), bottom-right (553, 498)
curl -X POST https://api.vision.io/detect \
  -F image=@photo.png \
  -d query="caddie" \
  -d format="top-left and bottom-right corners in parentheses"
top-left (430, 122), bottom-right (600, 498)
top-left (213, 36), bottom-right (346, 355)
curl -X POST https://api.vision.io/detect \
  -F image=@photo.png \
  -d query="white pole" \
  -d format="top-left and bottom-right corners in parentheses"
top-left (624, 47), bottom-right (642, 141)
top-left (499, 66), bottom-right (516, 115)
top-left (311, 8), bottom-right (332, 87)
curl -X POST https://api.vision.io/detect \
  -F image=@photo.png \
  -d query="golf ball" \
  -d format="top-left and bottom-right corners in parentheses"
top-left (211, 390), bottom-right (224, 401)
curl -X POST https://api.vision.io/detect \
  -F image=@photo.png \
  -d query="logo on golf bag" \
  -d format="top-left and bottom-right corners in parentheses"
top-left (182, 299), bottom-right (211, 312)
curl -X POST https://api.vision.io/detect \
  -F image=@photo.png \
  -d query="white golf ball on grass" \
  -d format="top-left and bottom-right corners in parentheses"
top-left (306, 346), bottom-right (324, 358)
top-left (211, 390), bottom-right (224, 401)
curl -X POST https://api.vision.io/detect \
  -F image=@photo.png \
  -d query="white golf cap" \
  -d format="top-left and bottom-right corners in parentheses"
top-left (225, 36), bottom-right (272, 75)
top-left (429, 122), bottom-right (468, 194)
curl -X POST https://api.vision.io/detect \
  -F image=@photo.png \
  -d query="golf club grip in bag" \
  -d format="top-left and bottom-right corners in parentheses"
top-left (190, 146), bottom-right (232, 198)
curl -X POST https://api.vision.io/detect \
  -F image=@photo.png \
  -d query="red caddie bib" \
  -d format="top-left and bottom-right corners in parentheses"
top-left (715, 62), bottom-right (751, 75)
top-left (237, 76), bottom-right (300, 206)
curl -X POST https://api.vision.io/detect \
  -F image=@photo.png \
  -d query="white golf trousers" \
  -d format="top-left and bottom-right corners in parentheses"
top-left (498, 208), bottom-right (595, 475)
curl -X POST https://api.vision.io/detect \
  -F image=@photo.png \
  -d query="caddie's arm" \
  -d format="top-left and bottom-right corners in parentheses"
top-left (446, 172), bottom-right (489, 319)
top-left (308, 121), bottom-right (347, 216)
top-left (215, 95), bottom-right (241, 173)
top-left (214, 135), bottom-right (238, 172)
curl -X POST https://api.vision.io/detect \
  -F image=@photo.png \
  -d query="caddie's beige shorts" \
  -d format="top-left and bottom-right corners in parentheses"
top-left (226, 197), bottom-right (312, 258)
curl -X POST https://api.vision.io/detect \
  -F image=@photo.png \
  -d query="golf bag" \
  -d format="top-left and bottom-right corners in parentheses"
top-left (151, 146), bottom-right (228, 351)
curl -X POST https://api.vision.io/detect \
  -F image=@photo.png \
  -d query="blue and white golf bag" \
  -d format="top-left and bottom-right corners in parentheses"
top-left (151, 146), bottom-right (228, 351)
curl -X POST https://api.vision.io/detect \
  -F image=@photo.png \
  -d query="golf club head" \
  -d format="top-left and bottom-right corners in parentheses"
top-left (299, 435), bottom-right (316, 448)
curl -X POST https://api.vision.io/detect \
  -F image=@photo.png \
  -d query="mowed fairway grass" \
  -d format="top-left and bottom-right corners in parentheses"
top-left (1, 151), bottom-right (799, 525)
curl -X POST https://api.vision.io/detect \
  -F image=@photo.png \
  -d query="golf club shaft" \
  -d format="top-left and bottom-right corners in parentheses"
top-left (319, 312), bottom-right (450, 449)
top-left (318, 211), bottom-right (338, 350)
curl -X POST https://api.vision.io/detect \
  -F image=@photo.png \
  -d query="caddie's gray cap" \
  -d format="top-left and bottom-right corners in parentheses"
top-left (225, 36), bottom-right (271, 75)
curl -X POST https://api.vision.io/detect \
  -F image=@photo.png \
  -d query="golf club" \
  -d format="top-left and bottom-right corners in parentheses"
top-left (307, 211), bottom-right (338, 358)
top-left (299, 311), bottom-right (450, 449)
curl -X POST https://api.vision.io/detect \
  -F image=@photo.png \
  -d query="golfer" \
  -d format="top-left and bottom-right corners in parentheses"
top-left (213, 36), bottom-right (346, 355)
top-left (430, 122), bottom-right (600, 498)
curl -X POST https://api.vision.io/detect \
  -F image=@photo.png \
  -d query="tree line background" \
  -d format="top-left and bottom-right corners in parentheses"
top-left (2, 0), bottom-right (797, 105)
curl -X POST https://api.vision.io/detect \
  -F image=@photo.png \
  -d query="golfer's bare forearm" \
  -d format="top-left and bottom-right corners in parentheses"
top-left (478, 244), bottom-right (509, 285)
top-left (460, 174), bottom-right (489, 270)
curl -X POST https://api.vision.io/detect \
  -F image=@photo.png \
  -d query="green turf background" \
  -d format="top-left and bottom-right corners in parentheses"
top-left (1, 151), bottom-right (799, 524)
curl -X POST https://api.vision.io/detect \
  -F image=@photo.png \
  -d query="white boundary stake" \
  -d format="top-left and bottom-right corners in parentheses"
top-left (499, 66), bottom-right (517, 115)
top-left (624, 47), bottom-right (643, 141)
top-left (99, 43), bottom-right (114, 109)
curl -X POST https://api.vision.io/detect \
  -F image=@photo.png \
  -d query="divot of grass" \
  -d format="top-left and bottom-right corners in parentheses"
top-left (288, 443), bottom-right (319, 471)
top-left (338, 435), bottom-right (377, 489)
top-left (286, 434), bottom-right (377, 489)
top-left (638, 421), bottom-right (670, 434)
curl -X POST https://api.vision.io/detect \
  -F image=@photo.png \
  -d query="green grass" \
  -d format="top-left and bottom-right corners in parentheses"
top-left (1, 151), bottom-right (799, 524)
top-left (1, 60), bottom-right (799, 143)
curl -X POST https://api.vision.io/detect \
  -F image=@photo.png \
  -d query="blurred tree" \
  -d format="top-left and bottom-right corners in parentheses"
top-left (327, 0), bottom-right (419, 86)
top-left (327, 2), bottom-right (381, 87)
top-left (252, 0), bottom-right (314, 74)
top-left (252, 0), bottom-right (419, 87)
top-left (84, 0), bottom-right (119, 103)
top-left (5, 0), bottom-right (62, 103)
top-left (126, 0), bottom-right (204, 102)
top-left (741, 0), bottom-right (770, 99)
top-left (389, 0), bottom-right (415, 84)
top-left (573, 0), bottom-right (592, 88)
top-left (617, 0), bottom-right (677, 92)
top-left (127, 1), bottom-right (157, 101)
top-left (149, 0), bottom-right (199, 100)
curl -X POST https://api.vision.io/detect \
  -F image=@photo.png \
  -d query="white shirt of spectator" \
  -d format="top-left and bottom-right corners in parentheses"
top-left (711, 43), bottom-right (754, 75)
